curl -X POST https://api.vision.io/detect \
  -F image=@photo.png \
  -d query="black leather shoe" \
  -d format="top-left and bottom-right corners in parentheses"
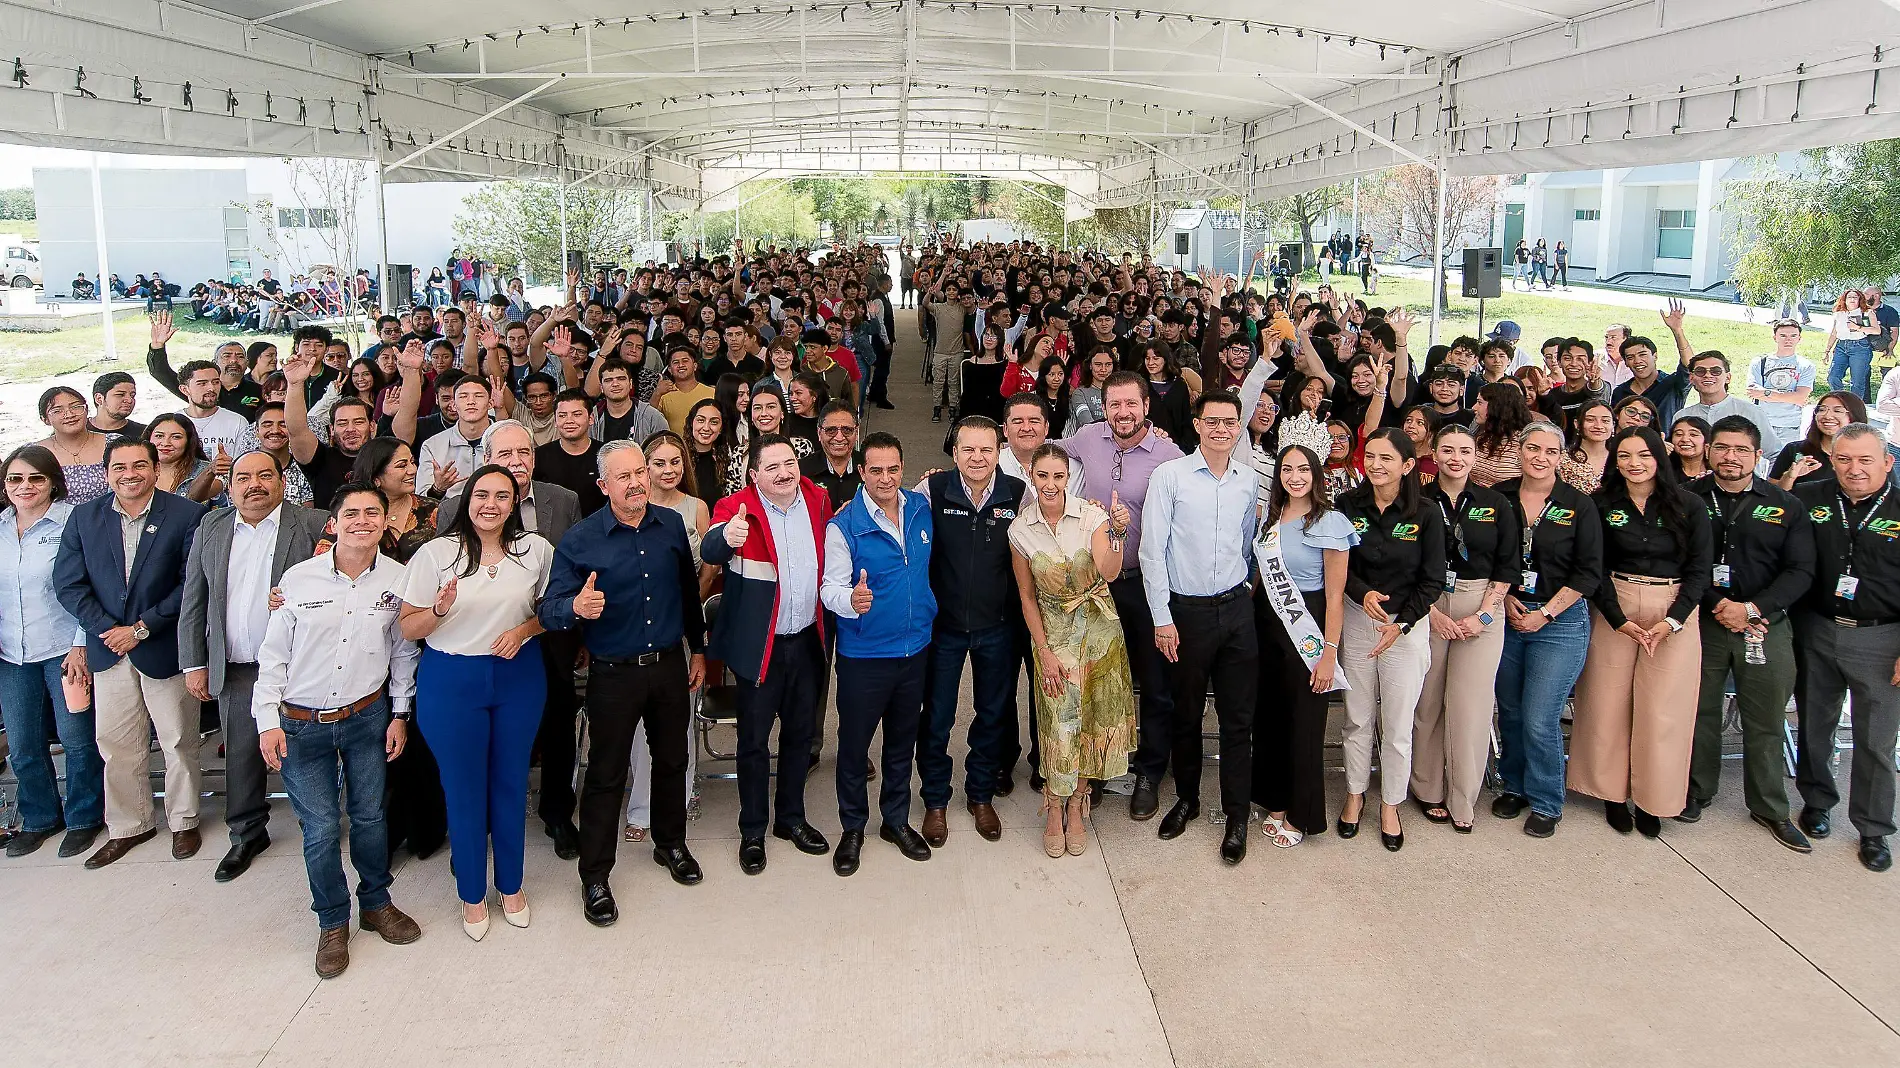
top-left (1335, 816), bottom-right (1361, 839)
top-left (1860, 836), bottom-right (1892, 873)
top-left (772, 821), bottom-right (830, 856)
top-left (1130, 775), bottom-right (1160, 821)
top-left (1524, 813), bottom-right (1560, 838)
top-left (1219, 821), bottom-right (1247, 865)
top-left (833, 829), bottom-right (864, 876)
top-left (1088, 780), bottom-right (1105, 808)
top-left (1632, 807), bottom-right (1663, 839)
top-left (879, 823), bottom-right (932, 861)
top-left (1751, 813), bottom-right (1813, 853)
top-left (1675, 796), bottom-right (1709, 823)
top-left (1491, 794), bottom-right (1529, 820)
top-left (6, 822), bottom-right (62, 858)
top-left (1029, 771), bottom-right (1047, 793)
top-left (545, 821), bottom-right (581, 861)
top-left (1382, 810), bottom-right (1405, 852)
top-left (1604, 800), bottom-right (1635, 834)
top-left (581, 882), bottom-right (618, 927)
top-left (57, 825), bottom-right (102, 859)
top-left (1800, 806), bottom-right (1832, 839)
top-left (214, 836), bottom-right (269, 882)
top-left (1157, 798), bottom-right (1199, 840)
top-left (994, 774), bottom-right (1016, 799)
top-left (653, 844), bottom-right (704, 885)
top-left (739, 837), bottom-right (767, 876)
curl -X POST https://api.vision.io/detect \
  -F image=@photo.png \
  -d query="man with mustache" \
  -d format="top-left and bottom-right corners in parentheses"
top-left (179, 451), bottom-right (329, 882)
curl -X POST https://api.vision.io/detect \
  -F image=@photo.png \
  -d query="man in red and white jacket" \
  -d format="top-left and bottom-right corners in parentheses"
top-left (701, 434), bottom-right (834, 876)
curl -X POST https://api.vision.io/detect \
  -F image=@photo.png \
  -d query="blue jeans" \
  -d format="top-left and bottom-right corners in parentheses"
top-left (278, 699), bottom-right (394, 931)
top-left (417, 644), bottom-right (546, 905)
top-left (918, 622), bottom-right (1017, 808)
top-left (1495, 601), bottom-right (1591, 819)
top-left (0, 657), bottom-right (104, 833)
top-left (1828, 339), bottom-right (1875, 401)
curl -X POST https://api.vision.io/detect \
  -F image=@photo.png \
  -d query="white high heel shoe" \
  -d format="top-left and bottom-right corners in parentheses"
top-left (463, 903), bottom-right (490, 942)
top-left (502, 894), bottom-right (531, 928)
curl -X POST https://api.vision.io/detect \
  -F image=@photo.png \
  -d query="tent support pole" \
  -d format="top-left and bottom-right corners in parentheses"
top-left (1351, 177), bottom-right (1360, 243)
top-left (1431, 158), bottom-right (1447, 347)
top-left (557, 182), bottom-right (569, 282)
top-left (90, 152), bottom-right (117, 362)
top-left (373, 157), bottom-right (390, 314)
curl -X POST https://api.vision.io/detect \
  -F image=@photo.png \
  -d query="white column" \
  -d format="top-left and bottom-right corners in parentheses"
top-left (1689, 159), bottom-right (1728, 290)
top-left (88, 153), bottom-right (117, 362)
top-left (1430, 158), bottom-right (1449, 345)
top-left (557, 178), bottom-right (569, 280)
top-left (1351, 176), bottom-right (1360, 241)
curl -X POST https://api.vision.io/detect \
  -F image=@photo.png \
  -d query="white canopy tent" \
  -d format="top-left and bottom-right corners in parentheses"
top-left (7, 0), bottom-right (1900, 336)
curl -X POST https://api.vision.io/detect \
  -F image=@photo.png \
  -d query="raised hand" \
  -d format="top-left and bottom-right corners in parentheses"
top-left (1107, 490), bottom-right (1130, 536)
top-left (574, 571), bottom-right (606, 620)
top-left (429, 460), bottom-right (457, 495)
top-left (722, 503), bottom-right (751, 548)
top-left (398, 339), bottom-right (427, 372)
top-left (283, 351), bottom-right (313, 385)
top-left (149, 310), bottom-right (176, 348)
top-left (548, 324), bottom-right (574, 360)
top-left (212, 443), bottom-right (233, 479)
top-left (1387, 306), bottom-right (1416, 343)
top-left (1662, 297), bottom-right (1687, 332)
top-left (433, 575), bottom-right (458, 617)
top-left (850, 568), bottom-right (874, 615)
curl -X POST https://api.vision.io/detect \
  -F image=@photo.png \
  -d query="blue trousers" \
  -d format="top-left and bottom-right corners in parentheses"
top-left (0, 657), bottom-right (103, 834)
top-left (1495, 601), bottom-right (1591, 819)
top-left (279, 699), bottom-right (394, 930)
top-left (1828, 339), bottom-right (1875, 401)
top-left (417, 643), bottom-right (546, 905)
top-left (836, 652), bottom-right (926, 832)
top-left (918, 622), bottom-right (1017, 808)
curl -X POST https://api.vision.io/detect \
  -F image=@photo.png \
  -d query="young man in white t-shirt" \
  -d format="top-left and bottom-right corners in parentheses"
top-left (176, 359), bottom-right (251, 457)
top-left (1744, 318), bottom-right (1816, 445)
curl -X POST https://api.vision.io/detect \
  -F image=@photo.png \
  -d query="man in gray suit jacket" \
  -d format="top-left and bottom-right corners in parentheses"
top-left (435, 420), bottom-right (589, 857)
top-left (180, 452), bottom-right (328, 882)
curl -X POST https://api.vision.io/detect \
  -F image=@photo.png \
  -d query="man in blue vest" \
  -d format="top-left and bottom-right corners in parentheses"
top-left (915, 416), bottom-right (1026, 846)
top-left (820, 432), bottom-right (937, 875)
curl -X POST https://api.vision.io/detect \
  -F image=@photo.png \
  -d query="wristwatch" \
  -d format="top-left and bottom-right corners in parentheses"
top-left (1477, 611), bottom-right (1496, 627)
top-left (132, 621), bottom-right (150, 641)
top-left (1666, 617), bottom-right (1685, 633)
top-left (1538, 606), bottom-right (1557, 621)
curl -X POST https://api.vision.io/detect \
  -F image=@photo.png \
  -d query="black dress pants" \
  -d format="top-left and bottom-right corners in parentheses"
top-left (1166, 586), bottom-right (1259, 819)
top-left (1112, 572), bottom-right (1174, 781)
top-left (736, 627), bottom-right (823, 840)
top-left (577, 648), bottom-right (692, 885)
top-left (534, 628), bottom-right (585, 829)
top-left (1252, 589), bottom-right (1331, 835)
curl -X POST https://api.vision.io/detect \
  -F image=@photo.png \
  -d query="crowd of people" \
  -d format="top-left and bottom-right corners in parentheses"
top-left (2, 235), bottom-right (1897, 985)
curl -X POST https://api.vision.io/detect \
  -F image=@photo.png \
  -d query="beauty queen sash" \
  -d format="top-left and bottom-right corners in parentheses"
top-left (1255, 524), bottom-right (1349, 693)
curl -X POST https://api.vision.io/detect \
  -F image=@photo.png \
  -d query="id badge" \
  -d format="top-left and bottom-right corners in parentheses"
top-left (1712, 564), bottom-right (1731, 588)
top-left (1445, 569), bottom-right (1458, 593)
top-left (1837, 575), bottom-right (1860, 600)
top-left (1520, 570), bottom-right (1540, 594)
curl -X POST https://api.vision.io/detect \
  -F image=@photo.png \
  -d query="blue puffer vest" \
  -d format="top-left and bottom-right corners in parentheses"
top-left (830, 488), bottom-right (937, 658)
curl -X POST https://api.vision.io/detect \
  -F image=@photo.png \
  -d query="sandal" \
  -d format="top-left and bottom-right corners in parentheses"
top-left (1065, 790), bottom-right (1091, 856)
top-left (1261, 814), bottom-right (1304, 848)
top-left (623, 824), bottom-right (648, 843)
top-left (1452, 820), bottom-right (1474, 834)
top-left (1040, 793), bottom-right (1066, 858)
top-left (1415, 798), bottom-right (1453, 824)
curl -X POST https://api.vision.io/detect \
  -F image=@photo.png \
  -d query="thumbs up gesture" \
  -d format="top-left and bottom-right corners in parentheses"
top-left (574, 571), bottom-right (606, 620)
top-left (1108, 490), bottom-right (1130, 536)
top-left (213, 443), bottom-right (233, 478)
top-left (433, 576), bottom-right (458, 617)
top-left (851, 568), bottom-right (874, 615)
top-left (723, 503), bottom-right (751, 548)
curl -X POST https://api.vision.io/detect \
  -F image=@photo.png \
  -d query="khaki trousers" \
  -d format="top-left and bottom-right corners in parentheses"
top-left (1410, 580), bottom-right (1507, 825)
top-left (93, 658), bottom-right (202, 837)
top-left (1341, 606), bottom-right (1432, 806)
top-left (1568, 579), bottom-right (1701, 817)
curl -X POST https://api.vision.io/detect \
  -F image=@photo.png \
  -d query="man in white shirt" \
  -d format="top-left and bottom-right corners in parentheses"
top-left (1745, 318), bottom-right (1816, 446)
top-left (179, 452), bottom-right (328, 882)
top-left (176, 359), bottom-right (251, 457)
top-left (253, 483), bottom-right (422, 979)
top-left (1673, 350), bottom-right (1784, 464)
top-left (418, 377), bottom-right (498, 496)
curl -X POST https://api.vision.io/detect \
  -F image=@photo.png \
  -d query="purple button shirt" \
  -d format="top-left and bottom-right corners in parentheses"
top-left (1052, 422), bottom-right (1184, 561)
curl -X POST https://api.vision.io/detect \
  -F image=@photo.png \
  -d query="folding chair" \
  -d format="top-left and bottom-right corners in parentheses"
top-left (693, 594), bottom-right (744, 783)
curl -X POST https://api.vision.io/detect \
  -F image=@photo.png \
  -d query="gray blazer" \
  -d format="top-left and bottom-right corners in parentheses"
top-left (435, 479), bottom-right (580, 548)
top-left (179, 502), bottom-right (328, 693)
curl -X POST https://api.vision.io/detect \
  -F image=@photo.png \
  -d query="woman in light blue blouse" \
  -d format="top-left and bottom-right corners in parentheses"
top-left (1250, 439), bottom-right (1356, 847)
top-left (0, 445), bottom-right (103, 858)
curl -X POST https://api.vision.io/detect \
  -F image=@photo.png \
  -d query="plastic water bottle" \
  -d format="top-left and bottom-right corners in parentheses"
top-left (1745, 631), bottom-right (1767, 665)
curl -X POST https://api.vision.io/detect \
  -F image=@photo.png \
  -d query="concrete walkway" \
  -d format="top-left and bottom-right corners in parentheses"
top-left (2, 317), bottom-right (1897, 1067)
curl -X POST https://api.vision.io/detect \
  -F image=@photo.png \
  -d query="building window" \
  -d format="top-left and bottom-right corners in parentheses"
top-left (1574, 209), bottom-right (1601, 221)
top-left (1657, 209), bottom-right (1697, 259)
top-left (277, 208), bottom-right (304, 228)
top-left (276, 207), bottom-right (337, 229)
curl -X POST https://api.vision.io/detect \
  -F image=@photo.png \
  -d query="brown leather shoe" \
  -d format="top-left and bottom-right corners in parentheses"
top-left (83, 828), bottom-right (157, 869)
top-left (360, 903), bottom-right (422, 945)
top-left (921, 807), bottom-right (948, 847)
top-left (967, 802), bottom-right (1003, 842)
top-left (171, 828), bottom-right (202, 860)
top-left (315, 926), bottom-right (350, 979)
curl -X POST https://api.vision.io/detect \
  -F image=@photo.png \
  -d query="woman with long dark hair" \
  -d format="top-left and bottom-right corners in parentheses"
top-left (960, 324), bottom-right (1011, 425)
top-left (1570, 427), bottom-right (1713, 837)
top-left (1034, 352), bottom-right (1072, 431)
top-left (398, 464), bottom-right (552, 939)
top-left (1138, 344), bottom-right (1195, 451)
top-left (145, 413), bottom-right (222, 503)
top-left (713, 373), bottom-right (752, 455)
top-left (1772, 390), bottom-right (1864, 492)
top-left (686, 397), bottom-right (744, 505)
top-left (1668, 415), bottom-right (1713, 481)
top-left (1471, 382), bottom-right (1534, 487)
top-left (1612, 395), bottom-right (1661, 433)
top-left (1559, 399), bottom-right (1614, 494)
top-left (1335, 428), bottom-right (1446, 852)
top-left (35, 386), bottom-right (110, 503)
top-left (1251, 436), bottom-right (1354, 846)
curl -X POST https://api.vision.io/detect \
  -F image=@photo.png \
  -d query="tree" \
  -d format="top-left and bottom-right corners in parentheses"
top-left (1362, 166), bottom-right (1501, 312)
top-left (669, 183), bottom-right (821, 250)
top-left (1266, 184), bottom-right (1348, 263)
top-left (1728, 142), bottom-right (1900, 305)
top-left (453, 181), bottom-right (647, 282)
top-left (0, 188), bottom-right (33, 220)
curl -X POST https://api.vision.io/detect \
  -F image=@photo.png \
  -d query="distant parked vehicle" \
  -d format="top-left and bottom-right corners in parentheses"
top-left (4, 243), bottom-right (41, 289)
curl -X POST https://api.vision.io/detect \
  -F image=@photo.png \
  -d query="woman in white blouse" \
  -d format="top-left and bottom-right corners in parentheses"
top-left (398, 464), bottom-right (552, 941)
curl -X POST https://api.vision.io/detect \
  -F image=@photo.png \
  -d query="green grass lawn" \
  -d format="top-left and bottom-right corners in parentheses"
top-left (0, 220), bottom-right (39, 242)
top-left (0, 313), bottom-right (340, 383)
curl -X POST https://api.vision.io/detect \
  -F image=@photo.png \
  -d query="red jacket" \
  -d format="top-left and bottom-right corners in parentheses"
top-left (700, 479), bottom-right (830, 683)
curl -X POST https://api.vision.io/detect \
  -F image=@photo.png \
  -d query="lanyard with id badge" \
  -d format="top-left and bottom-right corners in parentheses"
top-left (1436, 491), bottom-right (1470, 593)
top-left (1705, 488), bottom-right (1754, 590)
top-left (1835, 487), bottom-right (1891, 602)
top-left (1520, 499), bottom-right (1550, 597)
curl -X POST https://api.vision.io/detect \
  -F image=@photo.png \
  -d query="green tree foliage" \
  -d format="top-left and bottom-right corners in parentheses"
top-left (0, 188), bottom-right (34, 220)
top-left (1728, 142), bottom-right (1900, 303)
top-left (671, 183), bottom-right (823, 250)
top-left (451, 181), bottom-right (648, 281)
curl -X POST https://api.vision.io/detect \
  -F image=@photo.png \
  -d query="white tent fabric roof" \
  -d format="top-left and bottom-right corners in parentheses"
top-left (6, 0), bottom-right (1900, 207)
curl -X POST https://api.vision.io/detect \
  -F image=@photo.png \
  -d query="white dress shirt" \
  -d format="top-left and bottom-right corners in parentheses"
top-left (224, 505), bottom-right (280, 664)
top-left (1138, 450), bottom-right (1259, 628)
top-left (759, 490), bottom-right (820, 634)
top-left (397, 535), bottom-right (554, 655)
top-left (251, 551), bottom-right (419, 732)
top-left (820, 489), bottom-right (909, 619)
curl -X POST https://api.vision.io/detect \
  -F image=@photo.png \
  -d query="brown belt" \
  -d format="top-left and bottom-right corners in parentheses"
top-left (281, 687), bottom-right (386, 724)
top-left (1611, 572), bottom-right (1678, 587)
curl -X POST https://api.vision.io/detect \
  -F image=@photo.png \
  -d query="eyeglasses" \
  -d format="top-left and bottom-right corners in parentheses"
top-left (819, 425), bottom-right (858, 436)
top-left (4, 473), bottom-right (49, 486)
top-left (1689, 366), bottom-right (1726, 377)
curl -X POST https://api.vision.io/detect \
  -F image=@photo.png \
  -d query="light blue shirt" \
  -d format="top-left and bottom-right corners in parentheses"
top-left (0, 502), bottom-right (86, 665)
top-left (1274, 511), bottom-right (1359, 592)
top-left (1139, 450), bottom-right (1259, 627)
top-left (760, 489), bottom-right (820, 634)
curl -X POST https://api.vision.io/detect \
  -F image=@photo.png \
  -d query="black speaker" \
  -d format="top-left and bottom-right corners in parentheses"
top-left (386, 264), bottom-right (413, 310)
top-left (1278, 242), bottom-right (1304, 272)
top-left (1463, 247), bottom-right (1502, 298)
top-left (1173, 232), bottom-right (1190, 256)
top-left (566, 249), bottom-right (586, 276)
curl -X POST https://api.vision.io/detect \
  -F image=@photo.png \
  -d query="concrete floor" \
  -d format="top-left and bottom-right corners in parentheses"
top-left (3, 314), bottom-right (1898, 1067)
